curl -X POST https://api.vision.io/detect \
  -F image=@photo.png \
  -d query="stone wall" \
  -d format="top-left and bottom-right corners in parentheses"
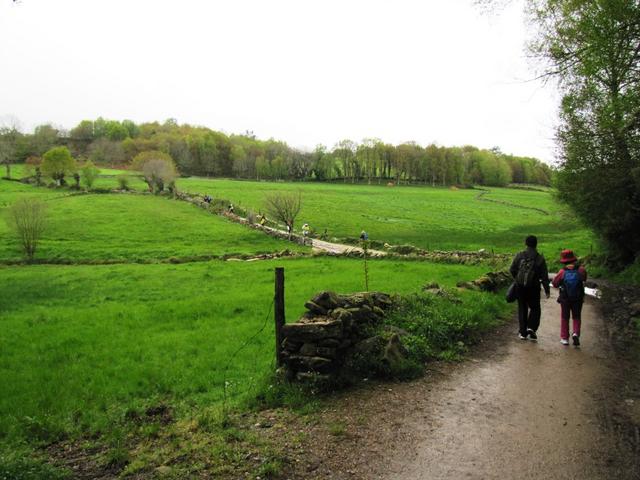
top-left (280, 291), bottom-right (407, 383)
top-left (457, 270), bottom-right (513, 292)
top-left (174, 191), bottom-right (312, 246)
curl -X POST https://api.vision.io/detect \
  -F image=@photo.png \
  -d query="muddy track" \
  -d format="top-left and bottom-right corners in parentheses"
top-left (475, 188), bottom-right (550, 215)
top-left (279, 290), bottom-right (639, 479)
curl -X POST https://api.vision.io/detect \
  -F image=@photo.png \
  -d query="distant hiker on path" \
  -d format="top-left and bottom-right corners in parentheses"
top-left (552, 249), bottom-right (587, 346)
top-left (510, 235), bottom-right (550, 341)
top-left (302, 223), bottom-right (310, 237)
top-left (360, 230), bottom-right (368, 241)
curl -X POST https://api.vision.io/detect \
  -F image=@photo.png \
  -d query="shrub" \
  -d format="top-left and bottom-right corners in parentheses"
top-left (6, 197), bottom-right (48, 261)
top-left (116, 174), bottom-right (130, 190)
top-left (81, 160), bottom-right (101, 188)
top-left (41, 146), bottom-right (76, 186)
top-left (385, 289), bottom-right (510, 362)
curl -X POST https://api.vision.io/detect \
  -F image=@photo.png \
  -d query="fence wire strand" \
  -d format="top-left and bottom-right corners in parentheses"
top-left (221, 297), bottom-right (275, 415)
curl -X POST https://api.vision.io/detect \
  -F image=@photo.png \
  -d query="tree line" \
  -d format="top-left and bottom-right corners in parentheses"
top-left (0, 118), bottom-right (552, 187)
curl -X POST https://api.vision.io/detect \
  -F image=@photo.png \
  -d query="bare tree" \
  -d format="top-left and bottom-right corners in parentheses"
top-left (142, 158), bottom-right (177, 193)
top-left (7, 198), bottom-right (48, 261)
top-left (132, 151), bottom-right (177, 193)
top-left (264, 192), bottom-right (302, 239)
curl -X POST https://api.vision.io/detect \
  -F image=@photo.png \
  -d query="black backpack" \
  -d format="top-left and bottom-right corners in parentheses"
top-left (515, 254), bottom-right (538, 288)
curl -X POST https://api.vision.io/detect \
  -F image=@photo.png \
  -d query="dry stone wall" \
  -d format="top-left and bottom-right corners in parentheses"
top-left (280, 291), bottom-right (408, 383)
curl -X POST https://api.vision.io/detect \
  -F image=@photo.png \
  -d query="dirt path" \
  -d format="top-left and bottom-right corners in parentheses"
top-left (278, 289), bottom-right (638, 479)
top-left (310, 238), bottom-right (387, 257)
top-left (380, 291), bottom-right (636, 480)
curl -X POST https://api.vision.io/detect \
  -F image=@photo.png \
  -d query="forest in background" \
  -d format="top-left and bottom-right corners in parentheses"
top-left (0, 118), bottom-right (552, 187)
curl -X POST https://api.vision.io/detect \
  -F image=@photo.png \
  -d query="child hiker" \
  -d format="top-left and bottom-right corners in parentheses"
top-left (552, 249), bottom-right (587, 346)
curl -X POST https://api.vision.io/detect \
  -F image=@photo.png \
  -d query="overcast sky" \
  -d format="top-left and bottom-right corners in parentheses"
top-left (0, 0), bottom-right (559, 163)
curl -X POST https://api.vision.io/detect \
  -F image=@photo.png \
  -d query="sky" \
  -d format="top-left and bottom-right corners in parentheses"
top-left (0, 0), bottom-right (559, 163)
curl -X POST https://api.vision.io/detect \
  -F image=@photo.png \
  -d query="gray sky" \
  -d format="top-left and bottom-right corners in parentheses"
top-left (0, 0), bottom-right (558, 163)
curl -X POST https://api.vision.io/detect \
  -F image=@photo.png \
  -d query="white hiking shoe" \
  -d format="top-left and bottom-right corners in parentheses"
top-left (560, 339), bottom-right (569, 345)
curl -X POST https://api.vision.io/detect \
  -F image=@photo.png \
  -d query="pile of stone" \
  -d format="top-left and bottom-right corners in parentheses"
top-left (456, 270), bottom-right (513, 292)
top-left (280, 291), bottom-right (404, 382)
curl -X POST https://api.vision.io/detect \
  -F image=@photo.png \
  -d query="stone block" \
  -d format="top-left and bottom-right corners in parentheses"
top-left (286, 355), bottom-right (334, 373)
top-left (311, 291), bottom-right (343, 310)
top-left (317, 338), bottom-right (341, 348)
top-left (299, 343), bottom-right (318, 356)
top-left (304, 301), bottom-right (328, 316)
top-left (281, 337), bottom-right (302, 353)
top-left (295, 372), bottom-right (332, 383)
top-left (316, 347), bottom-right (337, 359)
top-left (281, 320), bottom-right (343, 342)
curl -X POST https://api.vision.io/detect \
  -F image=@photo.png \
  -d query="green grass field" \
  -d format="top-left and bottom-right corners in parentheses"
top-left (0, 170), bottom-right (592, 477)
top-left (175, 178), bottom-right (594, 259)
top-left (0, 181), bottom-right (306, 262)
top-left (6, 166), bottom-right (595, 261)
top-left (0, 258), bottom-right (490, 444)
top-left (53, 169), bottom-right (592, 259)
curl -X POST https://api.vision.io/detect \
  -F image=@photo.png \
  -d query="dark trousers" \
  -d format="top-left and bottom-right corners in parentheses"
top-left (517, 286), bottom-right (541, 335)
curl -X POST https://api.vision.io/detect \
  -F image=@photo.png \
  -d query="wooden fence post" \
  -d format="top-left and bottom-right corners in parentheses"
top-left (274, 267), bottom-right (285, 367)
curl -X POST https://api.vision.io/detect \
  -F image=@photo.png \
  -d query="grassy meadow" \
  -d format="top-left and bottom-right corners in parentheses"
top-left (0, 181), bottom-right (307, 262)
top-left (5, 165), bottom-right (595, 260)
top-left (176, 178), bottom-right (594, 259)
top-left (0, 170), bottom-right (592, 476)
top-left (0, 259), bottom-right (494, 455)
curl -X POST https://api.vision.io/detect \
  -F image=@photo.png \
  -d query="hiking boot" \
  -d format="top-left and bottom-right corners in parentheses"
top-left (560, 339), bottom-right (569, 345)
top-left (572, 334), bottom-right (580, 347)
top-left (519, 334), bottom-right (527, 340)
top-left (527, 329), bottom-right (538, 341)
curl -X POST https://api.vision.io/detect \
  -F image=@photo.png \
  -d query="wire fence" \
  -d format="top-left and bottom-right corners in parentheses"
top-left (220, 296), bottom-right (277, 417)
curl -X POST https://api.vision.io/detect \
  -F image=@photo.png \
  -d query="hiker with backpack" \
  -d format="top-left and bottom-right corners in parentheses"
top-left (509, 235), bottom-right (551, 341)
top-left (552, 249), bottom-right (587, 346)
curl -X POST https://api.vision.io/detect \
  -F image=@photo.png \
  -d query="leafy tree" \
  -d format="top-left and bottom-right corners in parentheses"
top-left (88, 138), bottom-right (125, 165)
top-left (528, 0), bottom-right (640, 264)
top-left (41, 146), bottom-right (76, 186)
top-left (24, 155), bottom-right (42, 180)
top-left (121, 119), bottom-right (140, 138)
top-left (104, 121), bottom-right (129, 141)
top-left (0, 127), bottom-right (18, 178)
top-left (264, 192), bottom-right (302, 239)
top-left (30, 124), bottom-right (60, 156)
top-left (70, 120), bottom-right (95, 142)
top-left (80, 160), bottom-right (100, 188)
top-left (132, 150), bottom-right (177, 192)
top-left (6, 197), bottom-right (48, 261)
top-left (231, 144), bottom-right (250, 177)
